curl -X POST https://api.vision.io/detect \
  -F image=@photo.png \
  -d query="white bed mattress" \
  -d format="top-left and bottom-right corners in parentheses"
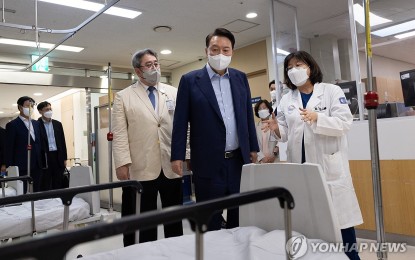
top-left (79, 226), bottom-right (348, 260)
top-left (0, 187), bottom-right (17, 198)
top-left (0, 197), bottom-right (90, 239)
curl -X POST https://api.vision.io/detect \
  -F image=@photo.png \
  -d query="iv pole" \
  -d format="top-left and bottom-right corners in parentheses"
top-left (26, 101), bottom-right (37, 236)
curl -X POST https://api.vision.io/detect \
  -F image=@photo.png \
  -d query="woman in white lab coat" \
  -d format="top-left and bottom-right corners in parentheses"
top-left (264, 51), bottom-right (363, 260)
top-left (253, 100), bottom-right (278, 163)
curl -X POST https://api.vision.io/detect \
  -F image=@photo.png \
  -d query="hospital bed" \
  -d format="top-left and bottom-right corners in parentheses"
top-left (0, 163), bottom-right (348, 260)
top-left (0, 186), bottom-right (294, 260)
top-left (0, 166), bottom-right (142, 241)
top-left (0, 166), bottom-right (25, 198)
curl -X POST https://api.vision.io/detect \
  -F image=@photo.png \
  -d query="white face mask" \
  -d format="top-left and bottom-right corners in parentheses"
top-left (208, 54), bottom-right (232, 71)
top-left (23, 107), bottom-right (32, 117)
top-left (270, 90), bottom-right (277, 102)
top-left (142, 68), bottom-right (161, 86)
top-left (258, 109), bottom-right (270, 119)
top-left (43, 111), bottom-right (53, 119)
top-left (288, 67), bottom-right (309, 86)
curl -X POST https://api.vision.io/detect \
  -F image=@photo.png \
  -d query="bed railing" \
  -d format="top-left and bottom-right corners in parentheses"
top-left (0, 175), bottom-right (33, 198)
top-left (0, 186), bottom-right (294, 260)
top-left (0, 180), bottom-right (142, 237)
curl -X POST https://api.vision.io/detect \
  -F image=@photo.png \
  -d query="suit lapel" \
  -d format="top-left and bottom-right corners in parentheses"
top-left (196, 68), bottom-right (222, 120)
top-left (229, 69), bottom-right (242, 122)
top-left (131, 81), bottom-right (158, 120)
top-left (158, 84), bottom-right (167, 117)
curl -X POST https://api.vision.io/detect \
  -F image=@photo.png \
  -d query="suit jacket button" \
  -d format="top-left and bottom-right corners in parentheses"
top-left (158, 124), bottom-right (160, 127)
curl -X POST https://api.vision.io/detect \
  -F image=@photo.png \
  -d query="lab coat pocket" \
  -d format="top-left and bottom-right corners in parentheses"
top-left (322, 151), bottom-right (344, 181)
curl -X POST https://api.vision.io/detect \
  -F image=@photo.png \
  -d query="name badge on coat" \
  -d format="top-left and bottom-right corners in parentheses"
top-left (166, 100), bottom-right (175, 111)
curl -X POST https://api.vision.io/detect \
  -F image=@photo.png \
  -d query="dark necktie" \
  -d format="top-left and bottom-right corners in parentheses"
top-left (148, 86), bottom-right (156, 109)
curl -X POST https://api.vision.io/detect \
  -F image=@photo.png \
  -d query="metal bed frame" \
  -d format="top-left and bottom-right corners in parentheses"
top-left (0, 180), bottom-right (142, 237)
top-left (0, 175), bottom-right (33, 198)
top-left (0, 186), bottom-right (294, 260)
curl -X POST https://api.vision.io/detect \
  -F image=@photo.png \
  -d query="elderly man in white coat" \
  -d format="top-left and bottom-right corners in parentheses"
top-left (112, 49), bottom-right (183, 246)
top-left (264, 51), bottom-right (363, 260)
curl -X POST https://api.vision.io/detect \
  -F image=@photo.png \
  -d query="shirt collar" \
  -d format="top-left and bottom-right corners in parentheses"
top-left (139, 80), bottom-right (158, 92)
top-left (18, 115), bottom-right (30, 122)
top-left (206, 63), bottom-right (229, 79)
top-left (42, 118), bottom-right (52, 124)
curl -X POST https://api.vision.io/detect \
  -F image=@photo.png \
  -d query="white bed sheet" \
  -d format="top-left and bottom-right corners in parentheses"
top-left (0, 187), bottom-right (17, 198)
top-left (0, 197), bottom-right (90, 239)
top-left (80, 226), bottom-right (348, 260)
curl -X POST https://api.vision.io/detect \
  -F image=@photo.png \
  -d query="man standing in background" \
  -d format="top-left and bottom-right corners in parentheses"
top-left (6, 96), bottom-right (43, 192)
top-left (171, 28), bottom-right (259, 231)
top-left (37, 101), bottom-right (67, 190)
top-left (112, 49), bottom-right (183, 246)
top-left (0, 126), bottom-right (6, 174)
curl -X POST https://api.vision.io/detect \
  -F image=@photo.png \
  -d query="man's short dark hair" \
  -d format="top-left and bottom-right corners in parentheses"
top-left (269, 80), bottom-right (275, 89)
top-left (205, 28), bottom-right (235, 49)
top-left (283, 51), bottom-right (323, 90)
top-left (131, 48), bottom-right (158, 69)
top-left (37, 101), bottom-right (51, 111)
top-left (17, 96), bottom-right (35, 107)
top-left (254, 99), bottom-right (273, 118)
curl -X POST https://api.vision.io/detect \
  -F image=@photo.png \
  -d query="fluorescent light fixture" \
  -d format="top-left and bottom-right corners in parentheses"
top-left (277, 48), bottom-right (290, 56)
top-left (39, 0), bottom-right (141, 19)
top-left (353, 4), bottom-right (391, 27)
top-left (395, 30), bottom-right (415, 39)
top-left (246, 12), bottom-right (257, 19)
top-left (373, 20), bottom-right (415, 37)
top-left (160, 49), bottom-right (172, 55)
top-left (0, 38), bottom-right (83, 52)
top-left (33, 93), bottom-right (43, 96)
top-left (0, 64), bottom-right (26, 71)
top-left (47, 89), bottom-right (82, 103)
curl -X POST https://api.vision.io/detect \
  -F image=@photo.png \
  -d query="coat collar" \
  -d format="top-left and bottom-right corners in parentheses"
top-left (131, 81), bottom-right (158, 120)
top-left (291, 83), bottom-right (325, 109)
top-left (195, 67), bottom-right (222, 120)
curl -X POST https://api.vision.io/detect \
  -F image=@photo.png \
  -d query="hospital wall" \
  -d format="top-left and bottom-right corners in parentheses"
top-left (348, 117), bottom-right (415, 237)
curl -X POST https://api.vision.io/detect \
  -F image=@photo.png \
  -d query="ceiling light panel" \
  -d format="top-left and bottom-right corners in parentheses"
top-left (353, 4), bottom-right (391, 27)
top-left (39, 0), bottom-right (141, 19)
top-left (0, 38), bottom-right (83, 52)
top-left (373, 20), bottom-right (415, 37)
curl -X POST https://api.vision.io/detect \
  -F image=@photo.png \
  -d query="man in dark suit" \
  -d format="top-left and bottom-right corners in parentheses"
top-left (171, 28), bottom-right (259, 231)
top-left (0, 126), bottom-right (6, 173)
top-left (37, 101), bottom-right (67, 190)
top-left (6, 96), bottom-right (43, 192)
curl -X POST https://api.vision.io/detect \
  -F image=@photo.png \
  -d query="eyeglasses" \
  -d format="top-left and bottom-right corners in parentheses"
top-left (140, 62), bottom-right (160, 69)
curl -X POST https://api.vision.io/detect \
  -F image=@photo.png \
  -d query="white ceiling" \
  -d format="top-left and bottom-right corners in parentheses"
top-left (0, 0), bottom-right (414, 117)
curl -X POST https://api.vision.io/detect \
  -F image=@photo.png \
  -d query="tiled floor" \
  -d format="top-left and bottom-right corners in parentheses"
top-left (65, 210), bottom-right (415, 259)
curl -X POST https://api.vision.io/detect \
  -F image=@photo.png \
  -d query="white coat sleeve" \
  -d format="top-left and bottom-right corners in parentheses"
top-left (112, 92), bottom-right (132, 169)
top-left (311, 85), bottom-right (353, 136)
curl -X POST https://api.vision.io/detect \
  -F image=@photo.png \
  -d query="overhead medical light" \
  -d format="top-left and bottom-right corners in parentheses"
top-left (39, 0), bottom-right (141, 19)
top-left (0, 38), bottom-right (84, 52)
top-left (246, 12), bottom-right (258, 19)
top-left (277, 48), bottom-right (290, 56)
top-left (372, 20), bottom-right (415, 37)
top-left (353, 4), bottom-right (391, 27)
top-left (160, 49), bottom-right (172, 55)
top-left (394, 30), bottom-right (415, 39)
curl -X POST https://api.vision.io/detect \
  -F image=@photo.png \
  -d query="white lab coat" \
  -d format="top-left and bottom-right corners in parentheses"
top-left (276, 82), bottom-right (363, 229)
